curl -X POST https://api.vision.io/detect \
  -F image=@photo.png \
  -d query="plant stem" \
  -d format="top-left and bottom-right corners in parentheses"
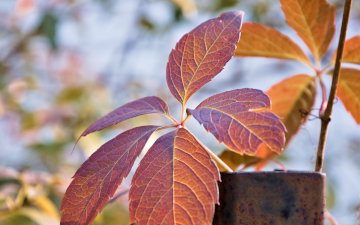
top-left (318, 76), bottom-right (327, 115)
top-left (315, 0), bottom-right (352, 172)
top-left (325, 210), bottom-right (339, 225)
top-left (165, 113), bottom-right (179, 124)
top-left (204, 146), bottom-right (234, 173)
top-left (186, 128), bottom-right (233, 172)
top-left (182, 113), bottom-right (192, 125)
top-left (180, 103), bottom-right (186, 124)
top-left (158, 124), bottom-right (178, 131)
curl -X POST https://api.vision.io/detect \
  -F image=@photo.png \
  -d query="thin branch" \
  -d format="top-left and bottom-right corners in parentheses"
top-left (1, 30), bottom-right (36, 62)
top-left (318, 76), bottom-right (328, 116)
top-left (157, 124), bottom-right (178, 131)
top-left (270, 159), bottom-right (287, 171)
top-left (180, 103), bottom-right (186, 125)
top-left (204, 145), bottom-right (233, 173)
top-left (315, 0), bottom-right (352, 172)
top-left (319, 63), bottom-right (333, 75)
top-left (164, 113), bottom-right (179, 125)
top-left (325, 210), bottom-right (339, 225)
top-left (182, 109), bottom-right (192, 125)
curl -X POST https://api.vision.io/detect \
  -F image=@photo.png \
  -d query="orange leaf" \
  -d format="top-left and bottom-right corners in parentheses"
top-left (337, 68), bottom-right (360, 124)
top-left (129, 128), bottom-right (219, 225)
top-left (166, 11), bottom-right (243, 104)
top-left (254, 145), bottom-right (274, 171)
top-left (60, 126), bottom-right (158, 225)
top-left (189, 89), bottom-right (286, 155)
top-left (281, 0), bottom-right (335, 62)
top-left (217, 149), bottom-right (262, 171)
top-left (254, 74), bottom-right (317, 166)
top-left (341, 36), bottom-right (360, 65)
top-left (266, 74), bottom-right (316, 144)
top-left (235, 23), bottom-right (311, 66)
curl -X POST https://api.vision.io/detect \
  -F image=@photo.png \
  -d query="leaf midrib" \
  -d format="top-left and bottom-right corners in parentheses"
top-left (181, 15), bottom-right (239, 102)
top-left (200, 106), bottom-right (283, 151)
top-left (288, 0), bottom-right (319, 60)
top-left (76, 129), bottom-right (155, 224)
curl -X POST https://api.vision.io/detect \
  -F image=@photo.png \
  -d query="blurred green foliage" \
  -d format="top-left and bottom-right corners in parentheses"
top-left (37, 12), bottom-right (59, 50)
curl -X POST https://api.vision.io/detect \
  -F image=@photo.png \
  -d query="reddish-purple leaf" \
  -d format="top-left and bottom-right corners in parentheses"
top-left (81, 96), bottom-right (168, 136)
top-left (166, 11), bottom-right (243, 104)
top-left (129, 128), bottom-right (219, 225)
top-left (189, 89), bottom-right (286, 154)
top-left (60, 126), bottom-right (158, 225)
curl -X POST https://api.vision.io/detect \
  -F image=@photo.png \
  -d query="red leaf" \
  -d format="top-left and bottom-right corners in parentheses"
top-left (189, 89), bottom-right (286, 154)
top-left (166, 11), bottom-right (243, 104)
top-left (129, 128), bottom-right (219, 225)
top-left (60, 126), bottom-right (158, 225)
top-left (81, 96), bottom-right (168, 136)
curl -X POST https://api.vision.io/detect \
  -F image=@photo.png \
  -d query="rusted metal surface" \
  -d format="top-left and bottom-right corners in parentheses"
top-left (213, 171), bottom-right (325, 225)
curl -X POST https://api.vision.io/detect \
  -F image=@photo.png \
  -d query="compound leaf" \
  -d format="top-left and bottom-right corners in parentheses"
top-left (235, 22), bottom-right (311, 66)
top-left (189, 89), bottom-right (286, 155)
top-left (341, 36), bottom-right (360, 65)
top-left (81, 96), bottom-right (168, 137)
top-left (129, 128), bottom-right (219, 225)
top-left (281, 0), bottom-right (335, 62)
top-left (337, 68), bottom-right (360, 124)
top-left (60, 126), bottom-right (158, 225)
top-left (166, 11), bottom-right (243, 104)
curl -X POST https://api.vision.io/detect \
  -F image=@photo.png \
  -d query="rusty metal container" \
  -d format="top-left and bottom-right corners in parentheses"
top-left (213, 171), bottom-right (326, 225)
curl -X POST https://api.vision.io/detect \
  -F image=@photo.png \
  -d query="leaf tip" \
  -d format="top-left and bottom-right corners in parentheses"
top-left (220, 10), bottom-right (245, 22)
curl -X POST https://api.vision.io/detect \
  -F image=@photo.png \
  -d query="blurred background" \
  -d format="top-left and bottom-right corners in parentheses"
top-left (0, 0), bottom-right (360, 224)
